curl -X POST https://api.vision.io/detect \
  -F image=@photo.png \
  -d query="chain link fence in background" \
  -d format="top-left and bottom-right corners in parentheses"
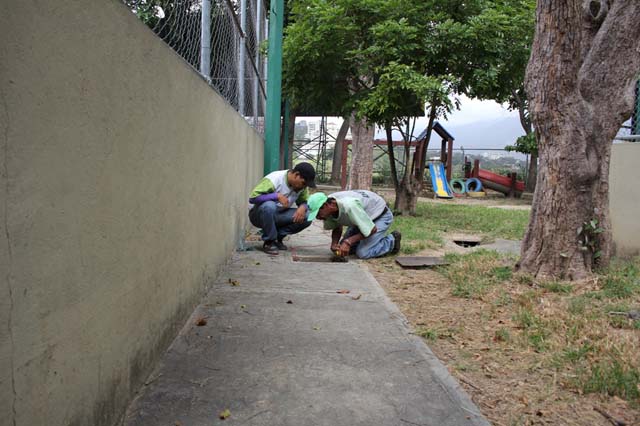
top-left (616, 80), bottom-right (640, 141)
top-left (122, 0), bottom-right (267, 133)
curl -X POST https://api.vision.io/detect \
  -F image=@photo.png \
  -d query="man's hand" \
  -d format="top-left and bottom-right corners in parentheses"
top-left (277, 193), bottom-right (289, 208)
top-left (330, 242), bottom-right (340, 252)
top-left (292, 205), bottom-right (306, 223)
top-left (337, 241), bottom-right (351, 257)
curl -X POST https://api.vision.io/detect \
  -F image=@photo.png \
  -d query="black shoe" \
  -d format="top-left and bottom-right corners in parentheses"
top-left (274, 240), bottom-right (288, 251)
top-left (262, 241), bottom-right (279, 255)
top-left (391, 231), bottom-right (402, 254)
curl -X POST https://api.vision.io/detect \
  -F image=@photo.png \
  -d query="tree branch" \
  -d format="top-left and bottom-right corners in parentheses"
top-left (385, 122), bottom-right (400, 191)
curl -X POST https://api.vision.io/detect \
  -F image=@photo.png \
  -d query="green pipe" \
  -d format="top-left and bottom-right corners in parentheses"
top-left (264, 0), bottom-right (284, 174)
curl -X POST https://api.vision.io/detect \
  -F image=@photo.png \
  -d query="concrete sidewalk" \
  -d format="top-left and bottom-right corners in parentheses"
top-left (124, 223), bottom-right (489, 426)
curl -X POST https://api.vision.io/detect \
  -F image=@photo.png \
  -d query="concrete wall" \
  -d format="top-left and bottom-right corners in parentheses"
top-left (610, 143), bottom-right (640, 257)
top-left (0, 1), bottom-right (263, 425)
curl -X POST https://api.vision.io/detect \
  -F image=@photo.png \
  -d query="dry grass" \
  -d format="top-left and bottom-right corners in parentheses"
top-left (370, 253), bottom-right (640, 426)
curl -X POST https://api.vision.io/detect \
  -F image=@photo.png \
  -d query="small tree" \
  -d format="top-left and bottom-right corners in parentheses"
top-left (357, 62), bottom-right (454, 214)
top-left (519, 0), bottom-right (640, 279)
top-left (464, 0), bottom-right (537, 191)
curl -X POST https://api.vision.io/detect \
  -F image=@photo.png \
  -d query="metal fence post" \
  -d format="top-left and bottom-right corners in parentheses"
top-left (264, 0), bottom-right (284, 173)
top-left (200, 0), bottom-right (211, 78)
top-left (254, 0), bottom-right (262, 124)
top-left (238, 0), bottom-right (247, 116)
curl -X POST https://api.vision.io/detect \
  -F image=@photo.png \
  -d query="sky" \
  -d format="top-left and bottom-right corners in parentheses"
top-left (441, 95), bottom-right (518, 126)
top-left (296, 95), bottom-right (520, 137)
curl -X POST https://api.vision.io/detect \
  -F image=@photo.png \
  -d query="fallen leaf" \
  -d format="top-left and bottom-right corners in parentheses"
top-left (219, 409), bottom-right (231, 420)
top-left (351, 294), bottom-right (362, 300)
top-left (228, 279), bottom-right (240, 286)
top-left (240, 304), bottom-right (246, 309)
top-left (195, 317), bottom-right (207, 326)
top-left (313, 326), bottom-right (320, 330)
top-left (255, 262), bottom-right (261, 265)
top-left (336, 289), bottom-right (350, 294)
top-left (286, 300), bottom-right (293, 304)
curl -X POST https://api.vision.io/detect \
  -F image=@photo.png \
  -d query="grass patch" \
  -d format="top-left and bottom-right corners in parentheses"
top-left (600, 259), bottom-right (640, 299)
top-left (441, 250), bottom-right (512, 299)
top-left (414, 327), bottom-right (438, 341)
top-left (580, 358), bottom-right (640, 402)
top-left (390, 201), bottom-right (529, 251)
top-left (540, 281), bottom-right (573, 294)
top-left (494, 327), bottom-right (511, 342)
top-left (513, 307), bottom-right (551, 352)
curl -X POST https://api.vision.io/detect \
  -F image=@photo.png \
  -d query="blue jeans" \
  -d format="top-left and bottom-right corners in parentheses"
top-left (249, 201), bottom-right (312, 242)
top-left (342, 209), bottom-right (395, 259)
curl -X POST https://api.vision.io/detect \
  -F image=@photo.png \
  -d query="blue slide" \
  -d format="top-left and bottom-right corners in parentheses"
top-left (428, 163), bottom-right (453, 199)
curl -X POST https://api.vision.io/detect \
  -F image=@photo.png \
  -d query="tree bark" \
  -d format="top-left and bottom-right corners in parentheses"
top-left (518, 0), bottom-right (640, 279)
top-left (394, 178), bottom-right (421, 215)
top-left (330, 117), bottom-right (350, 185)
top-left (347, 113), bottom-right (374, 190)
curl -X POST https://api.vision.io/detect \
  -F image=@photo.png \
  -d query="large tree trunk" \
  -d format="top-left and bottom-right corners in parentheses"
top-left (518, 0), bottom-right (640, 279)
top-left (394, 179), bottom-right (421, 216)
top-left (347, 113), bottom-right (374, 190)
top-left (330, 118), bottom-right (350, 185)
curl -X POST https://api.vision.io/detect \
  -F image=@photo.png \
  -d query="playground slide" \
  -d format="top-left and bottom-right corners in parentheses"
top-left (476, 169), bottom-right (525, 196)
top-left (429, 163), bottom-right (453, 199)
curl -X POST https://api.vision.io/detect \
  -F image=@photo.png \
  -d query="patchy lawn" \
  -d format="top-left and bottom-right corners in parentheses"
top-left (389, 202), bottom-right (530, 254)
top-left (372, 201), bottom-right (640, 425)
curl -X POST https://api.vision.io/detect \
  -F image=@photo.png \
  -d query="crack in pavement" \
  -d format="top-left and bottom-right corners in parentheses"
top-left (1, 84), bottom-right (17, 426)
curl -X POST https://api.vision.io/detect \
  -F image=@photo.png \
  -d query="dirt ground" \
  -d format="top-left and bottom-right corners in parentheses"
top-left (367, 198), bottom-right (640, 426)
top-left (369, 259), bottom-right (640, 425)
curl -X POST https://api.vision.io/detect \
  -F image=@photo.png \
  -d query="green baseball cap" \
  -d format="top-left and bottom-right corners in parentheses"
top-left (306, 192), bottom-right (328, 221)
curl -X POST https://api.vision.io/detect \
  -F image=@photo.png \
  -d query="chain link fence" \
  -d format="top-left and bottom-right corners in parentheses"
top-left (632, 80), bottom-right (640, 136)
top-left (616, 80), bottom-right (640, 141)
top-left (122, 0), bottom-right (267, 133)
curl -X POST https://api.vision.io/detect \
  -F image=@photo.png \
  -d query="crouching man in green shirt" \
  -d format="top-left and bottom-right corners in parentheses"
top-left (306, 190), bottom-right (401, 259)
top-left (249, 162), bottom-right (316, 255)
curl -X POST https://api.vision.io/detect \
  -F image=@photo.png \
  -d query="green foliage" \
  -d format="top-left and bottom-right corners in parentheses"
top-left (464, 0), bottom-right (536, 107)
top-left (505, 132), bottom-right (537, 155)
top-left (577, 218), bottom-right (605, 261)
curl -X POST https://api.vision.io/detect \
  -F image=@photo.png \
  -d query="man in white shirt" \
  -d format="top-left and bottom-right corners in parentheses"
top-left (248, 162), bottom-right (316, 254)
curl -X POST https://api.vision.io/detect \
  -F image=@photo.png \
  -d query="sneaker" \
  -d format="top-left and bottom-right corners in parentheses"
top-left (262, 241), bottom-right (279, 255)
top-left (391, 231), bottom-right (402, 254)
top-left (274, 240), bottom-right (288, 251)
